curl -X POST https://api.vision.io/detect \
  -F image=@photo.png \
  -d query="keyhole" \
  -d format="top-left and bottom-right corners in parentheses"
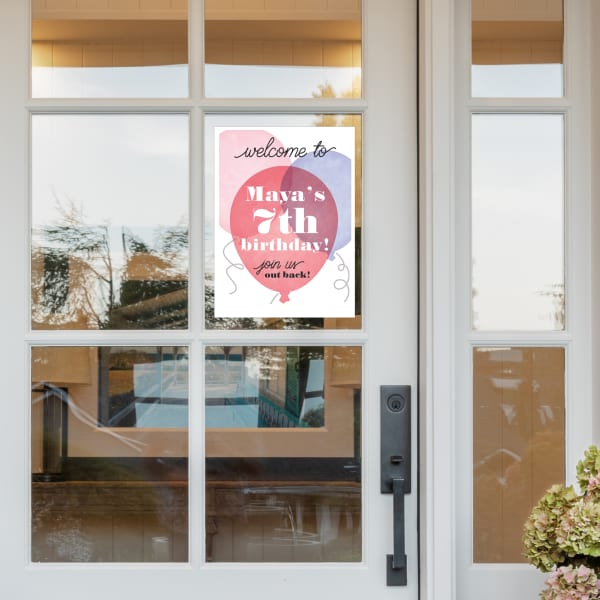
top-left (387, 394), bottom-right (405, 413)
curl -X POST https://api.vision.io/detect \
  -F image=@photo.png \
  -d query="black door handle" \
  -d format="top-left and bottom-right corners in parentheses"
top-left (391, 478), bottom-right (407, 570)
top-left (381, 386), bottom-right (411, 587)
top-left (385, 477), bottom-right (408, 585)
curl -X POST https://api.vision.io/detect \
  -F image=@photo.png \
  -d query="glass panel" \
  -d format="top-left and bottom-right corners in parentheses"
top-left (205, 114), bottom-right (362, 330)
top-left (205, 345), bottom-right (361, 562)
top-left (32, 1), bottom-right (188, 98)
top-left (472, 114), bottom-right (564, 331)
top-left (32, 114), bottom-right (189, 330)
top-left (473, 347), bottom-right (565, 563)
top-left (31, 346), bottom-right (188, 562)
top-left (471, 0), bottom-right (563, 97)
top-left (204, 1), bottom-right (361, 98)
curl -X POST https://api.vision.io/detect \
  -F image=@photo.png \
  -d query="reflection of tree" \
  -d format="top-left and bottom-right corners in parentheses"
top-left (111, 228), bottom-right (188, 329)
top-left (301, 408), bottom-right (324, 428)
top-left (313, 78), bottom-right (362, 169)
top-left (32, 199), bottom-right (188, 329)
top-left (312, 75), bottom-right (361, 101)
top-left (538, 283), bottom-right (565, 330)
top-left (32, 200), bottom-right (115, 328)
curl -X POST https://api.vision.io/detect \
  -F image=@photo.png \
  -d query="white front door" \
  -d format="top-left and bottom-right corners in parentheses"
top-left (0, 1), bottom-right (419, 599)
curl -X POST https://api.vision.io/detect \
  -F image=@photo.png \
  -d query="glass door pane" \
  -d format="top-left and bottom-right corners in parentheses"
top-left (205, 345), bottom-right (361, 562)
top-left (31, 114), bottom-right (189, 330)
top-left (472, 114), bottom-right (564, 331)
top-left (32, 1), bottom-right (189, 98)
top-left (31, 345), bottom-right (189, 562)
top-left (473, 346), bottom-right (565, 563)
top-left (204, 1), bottom-right (361, 98)
top-left (471, 0), bottom-right (563, 97)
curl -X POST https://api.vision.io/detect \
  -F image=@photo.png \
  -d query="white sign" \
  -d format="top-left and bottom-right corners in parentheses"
top-left (214, 126), bottom-right (356, 318)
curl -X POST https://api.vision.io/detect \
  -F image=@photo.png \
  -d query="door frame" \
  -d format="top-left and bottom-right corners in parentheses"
top-left (419, 0), bottom-right (457, 596)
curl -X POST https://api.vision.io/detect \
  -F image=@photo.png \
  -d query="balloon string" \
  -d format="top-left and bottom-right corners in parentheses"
top-left (223, 239), bottom-right (244, 295)
top-left (333, 252), bottom-right (351, 302)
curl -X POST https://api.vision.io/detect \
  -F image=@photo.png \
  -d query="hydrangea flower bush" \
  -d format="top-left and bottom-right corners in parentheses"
top-left (540, 565), bottom-right (600, 600)
top-left (524, 446), bottom-right (600, 600)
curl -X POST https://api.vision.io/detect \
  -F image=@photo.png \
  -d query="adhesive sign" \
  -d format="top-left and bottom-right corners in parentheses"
top-left (214, 126), bottom-right (356, 318)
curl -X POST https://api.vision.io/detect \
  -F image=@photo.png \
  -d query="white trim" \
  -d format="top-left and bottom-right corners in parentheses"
top-left (562, 0), bottom-right (593, 473)
top-left (419, 0), bottom-right (456, 598)
top-left (0, 0), bottom-right (30, 578)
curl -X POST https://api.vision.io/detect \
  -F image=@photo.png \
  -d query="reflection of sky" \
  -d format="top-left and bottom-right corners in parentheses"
top-left (472, 114), bottom-right (564, 331)
top-left (32, 64), bottom-right (360, 99)
top-left (32, 114), bottom-right (188, 226)
top-left (32, 114), bottom-right (189, 285)
top-left (32, 65), bottom-right (188, 98)
top-left (205, 65), bottom-right (360, 98)
top-left (472, 64), bottom-right (563, 98)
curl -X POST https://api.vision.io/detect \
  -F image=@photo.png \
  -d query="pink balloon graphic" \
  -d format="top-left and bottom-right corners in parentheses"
top-left (230, 166), bottom-right (338, 303)
top-left (219, 130), bottom-right (291, 233)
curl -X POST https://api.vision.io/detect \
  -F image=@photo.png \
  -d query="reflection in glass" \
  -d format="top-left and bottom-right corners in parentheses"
top-left (206, 346), bottom-right (326, 429)
top-left (204, 114), bottom-right (362, 331)
top-left (471, 0), bottom-right (563, 97)
top-left (31, 114), bottom-right (189, 330)
top-left (31, 346), bottom-right (188, 562)
top-left (99, 347), bottom-right (189, 428)
top-left (472, 114), bottom-right (564, 331)
top-left (473, 347), bottom-right (564, 563)
top-left (205, 345), bottom-right (361, 562)
top-left (204, 3), bottom-right (361, 98)
top-left (32, 2), bottom-right (188, 98)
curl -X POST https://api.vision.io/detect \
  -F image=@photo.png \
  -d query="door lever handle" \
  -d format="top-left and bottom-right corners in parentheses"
top-left (381, 385), bottom-right (411, 586)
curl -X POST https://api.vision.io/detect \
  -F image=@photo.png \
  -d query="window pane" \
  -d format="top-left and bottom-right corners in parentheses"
top-left (471, 0), bottom-right (563, 97)
top-left (473, 347), bottom-right (565, 563)
top-left (32, 114), bottom-right (189, 330)
top-left (204, 1), bottom-right (361, 98)
top-left (205, 345), bottom-right (361, 562)
top-left (32, 346), bottom-right (188, 562)
top-left (204, 114), bottom-right (362, 330)
top-left (32, 2), bottom-right (188, 98)
top-left (472, 114), bottom-right (564, 331)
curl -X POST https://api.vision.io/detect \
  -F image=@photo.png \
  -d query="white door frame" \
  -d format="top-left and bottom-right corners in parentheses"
top-left (419, 0), bottom-right (457, 597)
